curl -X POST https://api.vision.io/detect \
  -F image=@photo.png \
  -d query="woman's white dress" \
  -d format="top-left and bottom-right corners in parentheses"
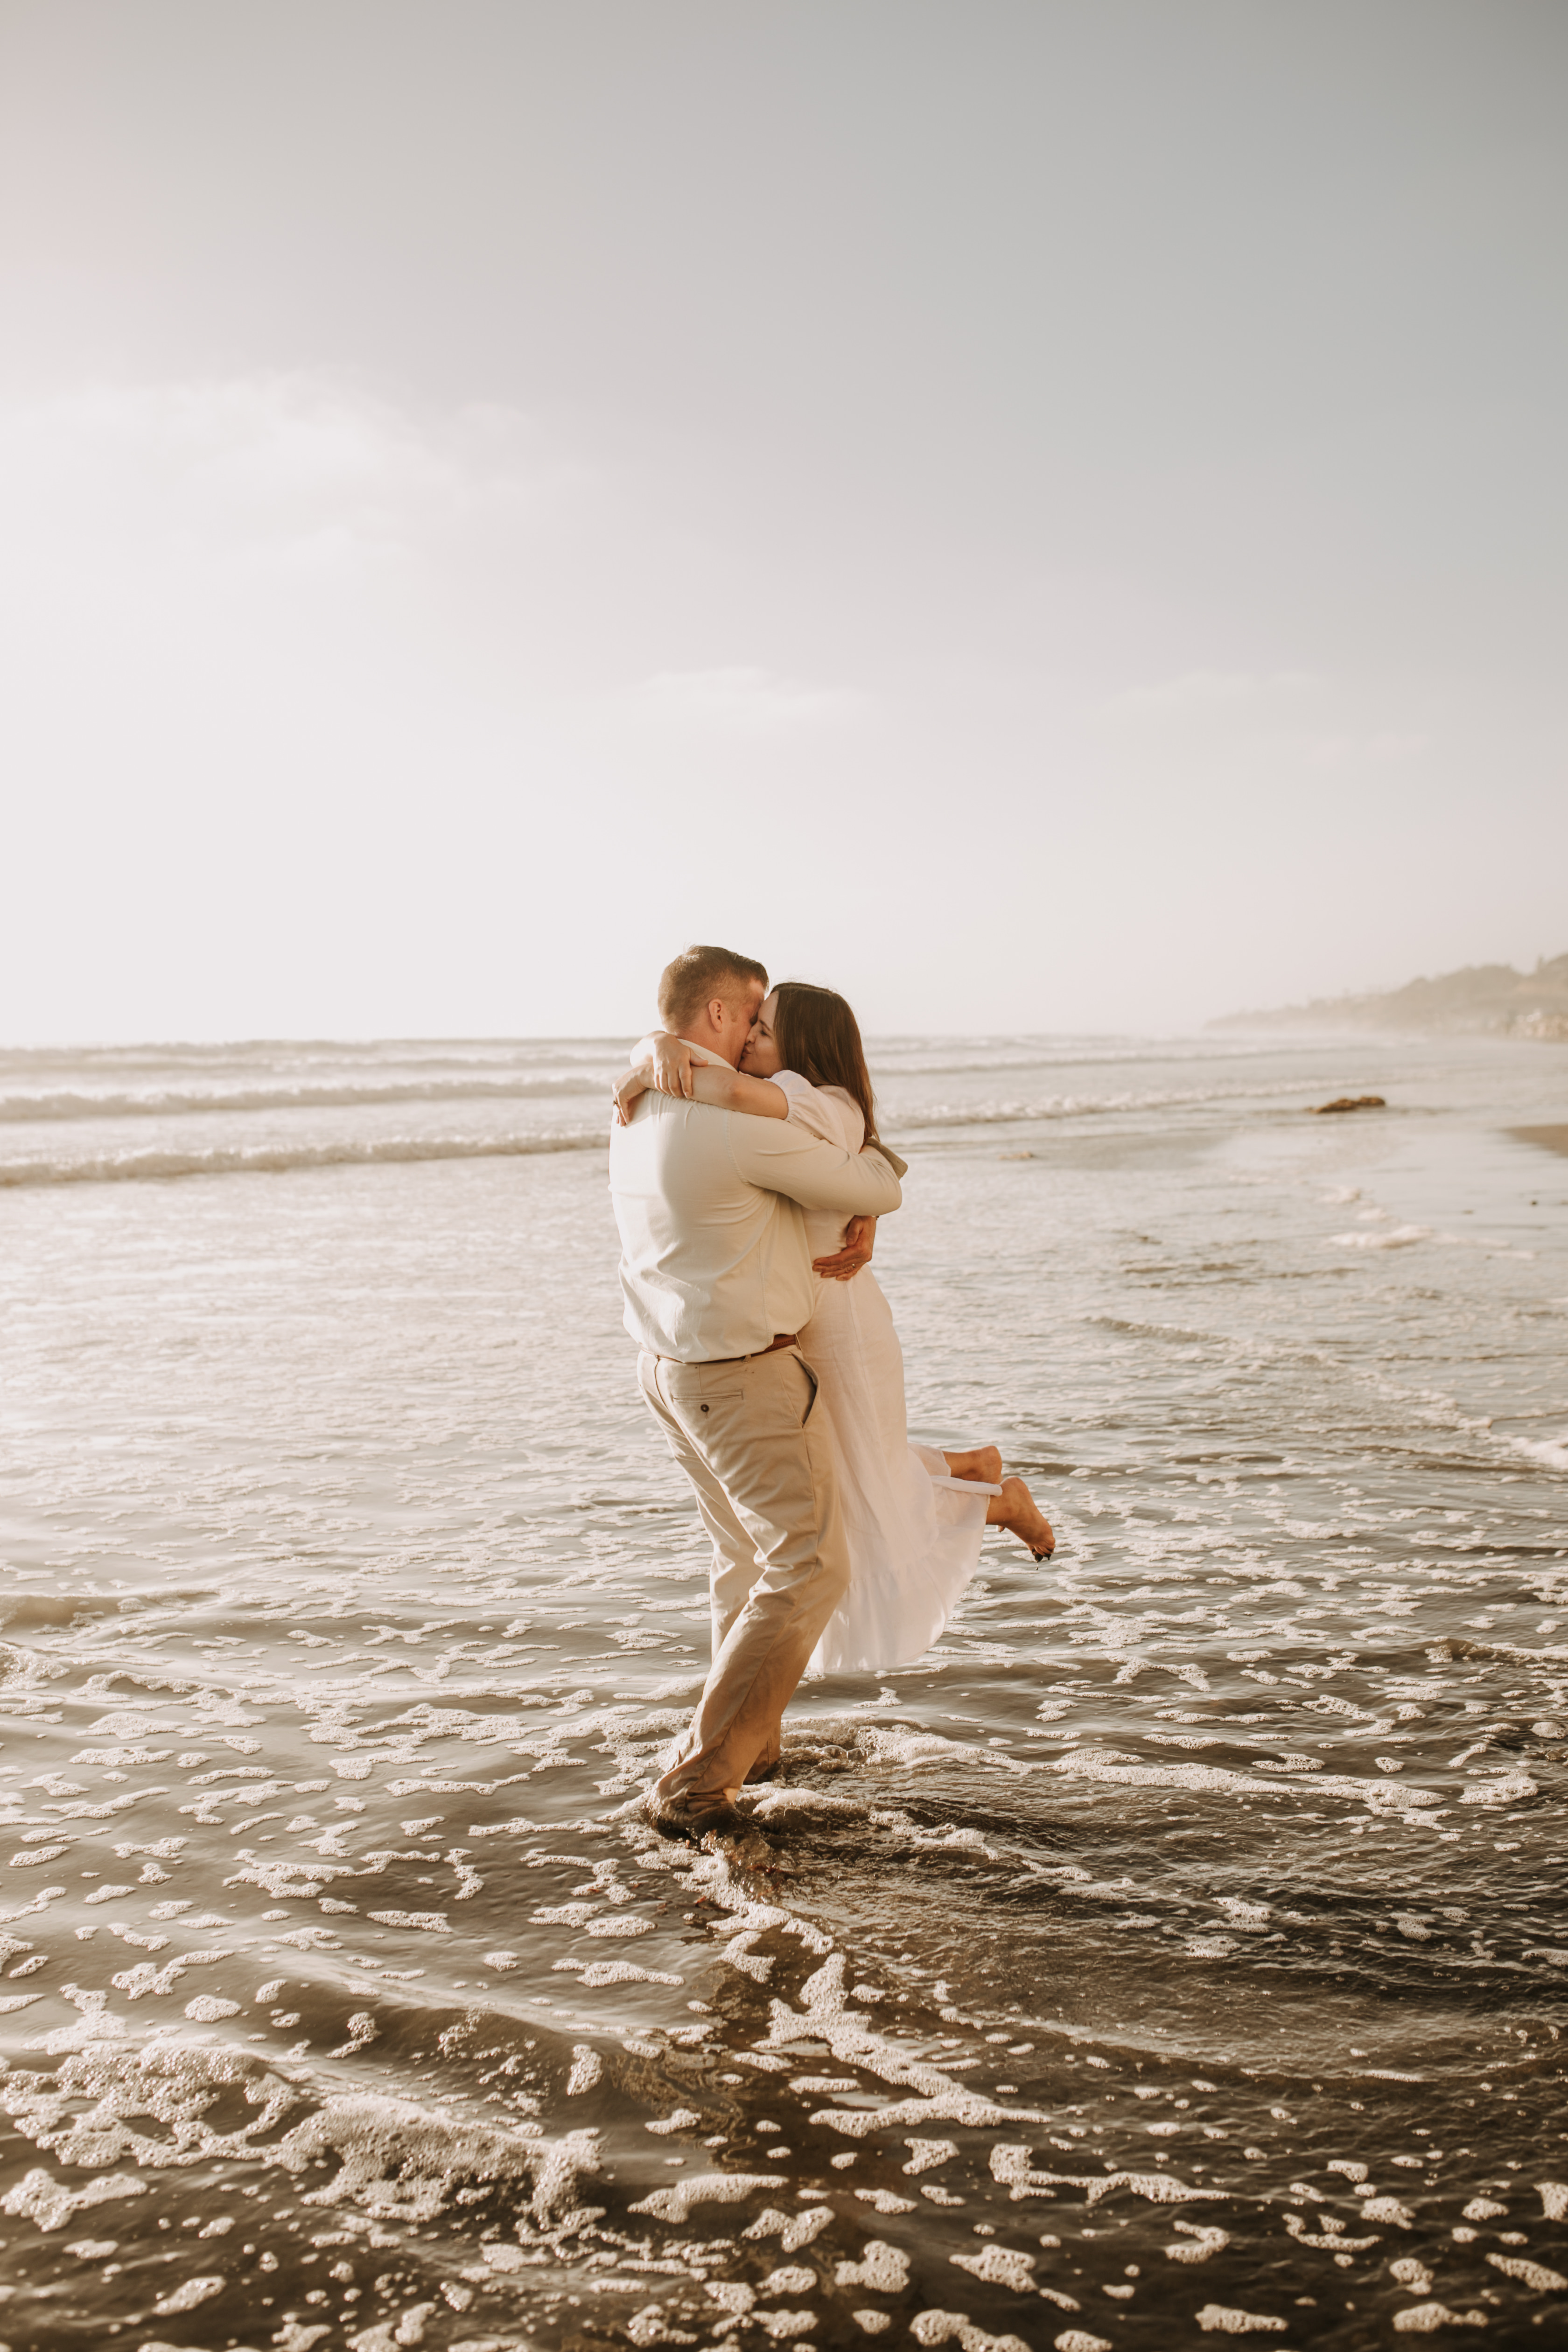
top-left (770, 1071), bottom-right (999, 1674)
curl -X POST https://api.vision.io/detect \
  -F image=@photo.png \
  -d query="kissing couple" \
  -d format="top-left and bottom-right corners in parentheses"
top-left (609, 943), bottom-right (1055, 1843)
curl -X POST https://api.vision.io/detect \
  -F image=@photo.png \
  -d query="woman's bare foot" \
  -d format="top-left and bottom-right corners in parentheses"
top-left (943, 1445), bottom-right (1003, 1485)
top-left (985, 1475), bottom-right (1055, 1561)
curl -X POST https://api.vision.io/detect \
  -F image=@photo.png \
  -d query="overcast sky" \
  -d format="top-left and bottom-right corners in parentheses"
top-left (1, 0), bottom-right (1563, 1041)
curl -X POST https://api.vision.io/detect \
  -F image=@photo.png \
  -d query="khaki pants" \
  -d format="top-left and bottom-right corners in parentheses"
top-left (636, 1345), bottom-right (851, 1803)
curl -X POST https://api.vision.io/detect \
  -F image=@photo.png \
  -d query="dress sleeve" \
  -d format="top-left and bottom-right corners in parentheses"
top-left (769, 1073), bottom-right (908, 1178)
top-left (770, 1070), bottom-right (855, 1149)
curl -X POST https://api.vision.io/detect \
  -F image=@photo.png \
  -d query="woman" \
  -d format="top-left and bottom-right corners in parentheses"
top-left (615, 981), bottom-right (1055, 1674)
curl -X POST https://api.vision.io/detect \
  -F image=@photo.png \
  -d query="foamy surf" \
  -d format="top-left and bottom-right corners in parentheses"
top-left (0, 1131), bottom-right (609, 1186)
top-left (1, 1029), bottom-right (1565, 2346)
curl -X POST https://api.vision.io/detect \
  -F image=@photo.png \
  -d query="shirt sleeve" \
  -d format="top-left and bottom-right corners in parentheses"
top-left (770, 1074), bottom-right (909, 1180)
top-left (726, 1114), bottom-right (903, 1217)
top-left (630, 1036), bottom-right (730, 1068)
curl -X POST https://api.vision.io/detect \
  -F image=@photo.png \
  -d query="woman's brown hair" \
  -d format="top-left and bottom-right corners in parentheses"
top-left (769, 982), bottom-right (880, 1149)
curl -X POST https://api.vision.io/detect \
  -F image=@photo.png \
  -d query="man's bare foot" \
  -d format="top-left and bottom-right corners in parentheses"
top-left (643, 1788), bottom-right (748, 1842)
top-left (943, 1445), bottom-right (1003, 1485)
top-left (704, 1821), bottom-right (786, 1875)
top-left (985, 1475), bottom-right (1055, 1560)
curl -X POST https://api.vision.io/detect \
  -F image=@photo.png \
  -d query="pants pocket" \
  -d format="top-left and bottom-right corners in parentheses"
top-left (659, 1370), bottom-right (743, 1440)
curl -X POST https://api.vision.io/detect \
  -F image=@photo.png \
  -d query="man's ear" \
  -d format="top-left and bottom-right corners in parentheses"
top-left (703, 996), bottom-right (727, 1034)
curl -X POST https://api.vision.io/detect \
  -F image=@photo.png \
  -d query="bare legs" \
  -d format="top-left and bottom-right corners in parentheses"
top-left (942, 1445), bottom-right (1003, 1485)
top-left (942, 1444), bottom-right (1054, 1559)
top-left (985, 1477), bottom-right (1055, 1560)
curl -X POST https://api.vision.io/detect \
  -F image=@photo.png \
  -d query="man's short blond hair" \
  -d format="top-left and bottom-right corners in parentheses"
top-left (658, 944), bottom-right (769, 1032)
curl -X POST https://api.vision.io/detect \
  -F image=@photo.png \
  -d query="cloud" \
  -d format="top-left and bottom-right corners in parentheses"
top-left (1098, 670), bottom-right (1321, 722)
top-left (0, 373), bottom-right (580, 584)
top-left (1304, 729), bottom-right (1427, 769)
top-left (633, 665), bottom-right (866, 730)
top-left (1091, 665), bottom-right (1427, 780)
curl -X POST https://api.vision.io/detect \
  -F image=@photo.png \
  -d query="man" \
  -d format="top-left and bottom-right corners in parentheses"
top-left (609, 942), bottom-right (904, 1839)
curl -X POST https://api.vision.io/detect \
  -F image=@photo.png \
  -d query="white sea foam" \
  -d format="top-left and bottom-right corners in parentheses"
top-left (913, 2313), bottom-right (1039, 2352)
top-left (0, 1130), bottom-right (608, 1186)
top-left (0, 1073), bottom-right (611, 1123)
top-left (1510, 1430), bottom-right (1568, 1470)
top-left (629, 2173), bottom-right (789, 2223)
top-left (1, 2165), bottom-right (148, 2232)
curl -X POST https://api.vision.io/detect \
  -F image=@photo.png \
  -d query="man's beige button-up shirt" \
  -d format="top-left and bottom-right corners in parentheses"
top-left (609, 1056), bottom-right (903, 1364)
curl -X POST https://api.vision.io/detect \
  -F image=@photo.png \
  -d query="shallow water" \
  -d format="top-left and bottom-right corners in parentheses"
top-left (1, 1032), bottom-right (1566, 2351)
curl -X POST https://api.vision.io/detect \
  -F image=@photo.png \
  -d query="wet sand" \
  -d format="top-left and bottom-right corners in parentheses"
top-left (1511, 1123), bottom-right (1568, 1158)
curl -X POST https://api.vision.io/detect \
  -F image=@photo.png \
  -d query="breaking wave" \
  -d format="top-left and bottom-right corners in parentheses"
top-left (0, 1076), bottom-right (612, 1122)
top-left (0, 1132), bottom-right (608, 1187)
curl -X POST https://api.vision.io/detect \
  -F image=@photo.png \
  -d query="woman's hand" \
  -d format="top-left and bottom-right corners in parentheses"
top-left (649, 1034), bottom-right (696, 1098)
top-left (813, 1215), bottom-right (876, 1281)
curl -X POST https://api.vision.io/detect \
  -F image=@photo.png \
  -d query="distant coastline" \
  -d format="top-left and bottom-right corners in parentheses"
top-left (1213, 951), bottom-right (1568, 1041)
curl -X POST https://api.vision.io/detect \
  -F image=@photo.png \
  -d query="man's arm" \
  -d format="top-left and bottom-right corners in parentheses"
top-left (614, 1032), bottom-right (760, 1125)
top-left (727, 1115), bottom-right (903, 1217)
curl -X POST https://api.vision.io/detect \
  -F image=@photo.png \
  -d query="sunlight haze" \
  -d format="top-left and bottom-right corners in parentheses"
top-left (1, 0), bottom-right (1563, 1040)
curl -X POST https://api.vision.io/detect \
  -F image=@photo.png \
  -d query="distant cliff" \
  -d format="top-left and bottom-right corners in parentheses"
top-left (1213, 952), bottom-right (1568, 1041)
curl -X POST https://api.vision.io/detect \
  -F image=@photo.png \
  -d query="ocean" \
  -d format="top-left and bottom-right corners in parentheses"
top-left (0, 1030), bottom-right (1565, 2351)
